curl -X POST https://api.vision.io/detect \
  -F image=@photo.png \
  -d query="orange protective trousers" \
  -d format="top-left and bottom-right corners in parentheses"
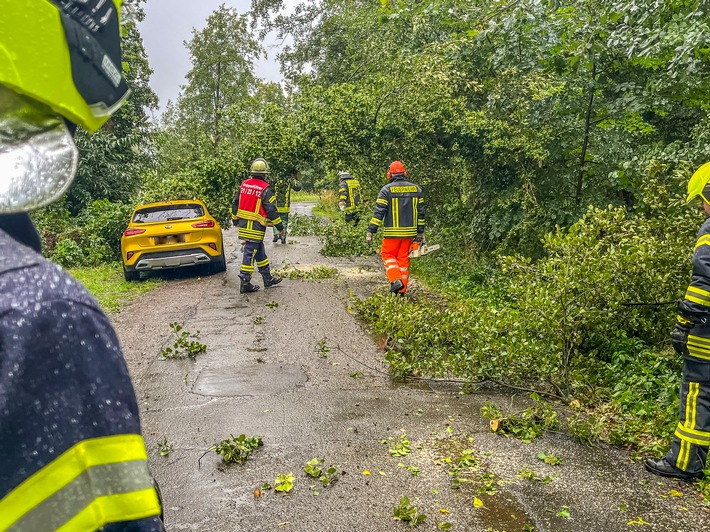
top-left (381, 237), bottom-right (414, 292)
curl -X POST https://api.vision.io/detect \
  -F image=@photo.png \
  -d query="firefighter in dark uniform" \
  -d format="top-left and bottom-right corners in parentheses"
top-left (0, 1), bottom-right (163, 529)
top-left (272, 169), bottom-right (302, 244)
top-left (232, 158), bottom-right (284, 293)
top-left (645, 162), bottom-right (710, 482)
top-left (338, 171), bottom-right (363, 225)
top-left (366, 161), bottom-right (425, 294)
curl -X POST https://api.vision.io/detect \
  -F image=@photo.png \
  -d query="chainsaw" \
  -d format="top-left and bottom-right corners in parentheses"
top-left (409, 241), bottom-right (441, 258)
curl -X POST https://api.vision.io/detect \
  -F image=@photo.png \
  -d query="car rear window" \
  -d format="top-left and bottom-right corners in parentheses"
top-left (133, 204), bottom-right (205, 223)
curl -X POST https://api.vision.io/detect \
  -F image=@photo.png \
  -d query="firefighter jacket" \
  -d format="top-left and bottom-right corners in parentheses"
top-left (678, 217), bottom-right (710, 362)
top-left (367, 175), bottom-right (425, 238)
top-left (231, 176), bottom-right (284, 241)
top-left (0, 216), bottom-right (163, 531)
top-left (274, 178), bottom-right (303, 214)
top-left (339, 174), bottom-right (362, 213)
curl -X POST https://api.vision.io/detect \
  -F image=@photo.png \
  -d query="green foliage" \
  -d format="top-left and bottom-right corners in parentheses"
top-left (286, 213), bottom-right (327, 236)
top-left (272, 264), bottom-right (340, 280)
top-left (212, 434), bottom-right (264, 464)
top-left (387, 434), bottom-right (412, 457)
top-left (320, 219), bottom-right (379, 257)
top-left (312, 190), bottom-right (341, 220)
top-left (482, 394), bottom-right (560, 443)
top-left (78, 199), bottom-right (134, 255)
top-left (517, 468), bottom-right (553, 484)
top-left (537, 452), bottom-right (563, 466)
top-left (157, 436), bottom-right (173, 457)
top-left (304, 458), bottom-right (339, 487)
top-left (275, 472), bottom-right (295, 493)
top-left (315, 338), bottom-right (330, 358)
top-left (160, 323), bottom-right (206, 360)
top-left (50, 239), bottom-right (85, 268)
top-left (392, 497), bottom-right (426, 527)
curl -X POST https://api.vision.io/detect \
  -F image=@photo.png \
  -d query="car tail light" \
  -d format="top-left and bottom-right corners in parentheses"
top-left (208, 243), bottom-right (217, 250)
top-left (126, 251), bottom-right (135, 260)
top-left (191, 220), bottom-right (215, 228)
top-left (123, 228), bottom-right (146, 237)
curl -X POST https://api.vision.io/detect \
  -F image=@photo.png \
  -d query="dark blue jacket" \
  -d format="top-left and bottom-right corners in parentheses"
top-left (0, 215), bottom-right (162, 531)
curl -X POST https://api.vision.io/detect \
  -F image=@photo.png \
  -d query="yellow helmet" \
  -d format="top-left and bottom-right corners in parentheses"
top-left (0, 0), bottom-right (129, 133)
top-left (250, 158), bottom-right (270, 176)
top-left (687, 162), bottom-right (710, 203)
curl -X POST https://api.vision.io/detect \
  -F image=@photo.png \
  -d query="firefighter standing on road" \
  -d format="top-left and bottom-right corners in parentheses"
top-left (366, 161), bottom-right (425, 294)
top-left (0, 1), bottom-right (163, 529)
top-left (645, 162), bottom-right (710, 482)
top-left (232, 158), bottom-right (284, 293)
top-left (272, 169), bottom-right (302, 243)
top-left (338, 171), bottom-right (363, 225)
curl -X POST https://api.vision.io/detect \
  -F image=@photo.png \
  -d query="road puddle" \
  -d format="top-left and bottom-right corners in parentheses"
top-left (472, 491), bottom-right (535, 530)
top-left (193, 363), bottom-right (307, 397)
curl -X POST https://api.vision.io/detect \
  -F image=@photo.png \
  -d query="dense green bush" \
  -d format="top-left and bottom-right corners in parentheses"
top-left (319, 219), bottom-right (379, 257)
top-left (356, 199), bottom-right (700, 451)
top-left (78, 199), bottom-right (134, 255)
top-left (51, 239), bottom-right (85, 268)
top-left (287, 213), bottom-right (327, 236)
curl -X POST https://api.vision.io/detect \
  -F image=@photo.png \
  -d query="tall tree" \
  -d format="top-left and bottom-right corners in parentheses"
top-left (66, 0), bottom-right (158, 213)
top-left (178, 4), bottom-right (262, 151)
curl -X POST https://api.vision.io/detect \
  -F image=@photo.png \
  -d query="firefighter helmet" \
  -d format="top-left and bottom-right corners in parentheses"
top-left (687, 161), bottom-right (710, 203)
top-left (0, 0), bottom-right (129, 133)
top-left (250, 158), bottom-right (271, 176)
top-left (387, 160), bottom-right (407, 180)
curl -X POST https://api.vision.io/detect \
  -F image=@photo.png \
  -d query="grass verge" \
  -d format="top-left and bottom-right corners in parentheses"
top-left (69, 262), bottom-right (163, 313)
top-left (312, 190), bottom-right (341, 220)
top-left (291, 190), bottom-right (321, 202)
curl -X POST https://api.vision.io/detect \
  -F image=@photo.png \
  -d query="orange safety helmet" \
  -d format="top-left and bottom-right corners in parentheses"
top-left (387, 161), bottom-right (407, 180)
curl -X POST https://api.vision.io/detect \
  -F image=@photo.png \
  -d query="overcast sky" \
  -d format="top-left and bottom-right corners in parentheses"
top-left (137, 0), bottom-right (289, 117)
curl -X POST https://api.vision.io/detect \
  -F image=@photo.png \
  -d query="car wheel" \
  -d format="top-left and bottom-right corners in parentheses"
top-left (123, 265), bottom-right (140, 282)
top-left (210, 249), bottom-right (227, 274)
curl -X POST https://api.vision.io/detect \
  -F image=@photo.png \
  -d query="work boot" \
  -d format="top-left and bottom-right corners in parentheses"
top-left (272, 234), bottom-right (280, 243)
top-left (281, 234), bottom-right (287, 244)
top-left (644, 457), bottom-right (704, 482)
top-left (390, 279), bottom-right (404, 293)
top-left (240, 279), bottom-right (260, 294)
top-left (264, 276), bottom-right (283, 288)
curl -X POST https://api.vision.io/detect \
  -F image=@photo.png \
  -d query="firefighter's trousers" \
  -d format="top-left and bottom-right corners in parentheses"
top-left (240, 240), bottom-right (271, 282)
top-left (664, 357), bottom-right (710, 475)
top-left (381, 237), bottom-right (414, 292)
top-left (273, 212), bottom-right (289, 240)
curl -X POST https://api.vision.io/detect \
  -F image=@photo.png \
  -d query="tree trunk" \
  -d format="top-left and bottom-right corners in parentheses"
top-left (576, 62), bottom-right (597, 206)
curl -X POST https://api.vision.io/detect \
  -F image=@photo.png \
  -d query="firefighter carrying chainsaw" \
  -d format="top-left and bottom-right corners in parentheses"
top-left (366, 161), bottom-right (425, 295)
top-left (232, 158), bottom-right (284, 293)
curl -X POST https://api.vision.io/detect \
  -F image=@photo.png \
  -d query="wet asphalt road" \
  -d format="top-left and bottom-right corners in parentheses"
top-left (112, 203), bottom-right (709, 532)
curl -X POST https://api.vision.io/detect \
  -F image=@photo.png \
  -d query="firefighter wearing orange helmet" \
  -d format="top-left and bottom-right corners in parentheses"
top-left (366, 161), bottom-right (425, 294)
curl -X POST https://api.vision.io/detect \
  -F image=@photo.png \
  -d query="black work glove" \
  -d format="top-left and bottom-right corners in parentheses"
top-left (670, 321), bottom-right (691, 356)
top-left (414, 234), bottom-right (423, 243)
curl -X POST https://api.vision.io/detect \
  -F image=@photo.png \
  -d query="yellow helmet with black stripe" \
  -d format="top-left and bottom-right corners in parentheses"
top-left (0, 0), bottom-right (129, 133)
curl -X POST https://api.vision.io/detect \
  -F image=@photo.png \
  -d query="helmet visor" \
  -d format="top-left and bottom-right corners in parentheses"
top-left (0, 85), bottom-right (78, 213)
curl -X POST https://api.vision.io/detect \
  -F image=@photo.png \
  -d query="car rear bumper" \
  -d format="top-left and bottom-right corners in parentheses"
top-left (127, 248), bottom-right (216, 271)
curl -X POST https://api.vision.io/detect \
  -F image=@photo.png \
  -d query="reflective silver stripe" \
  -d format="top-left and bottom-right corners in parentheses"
top-left (10, 461), bottom-right (154, 531)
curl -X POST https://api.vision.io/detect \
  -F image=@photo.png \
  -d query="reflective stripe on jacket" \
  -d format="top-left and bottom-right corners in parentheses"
top-left (680, 218), bottom-right (710, 361)
top-left (339, 176), bottom-right (362, 213)
top-left (0, 228), bottom-right (162, 531)
top-left (367, 175), bottom-right (425, 238)
top-left (231, 176), bottom-right (283, 241)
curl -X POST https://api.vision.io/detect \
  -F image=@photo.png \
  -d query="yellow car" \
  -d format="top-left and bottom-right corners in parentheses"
top-left (121, 199), bottom-right (226, 281)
